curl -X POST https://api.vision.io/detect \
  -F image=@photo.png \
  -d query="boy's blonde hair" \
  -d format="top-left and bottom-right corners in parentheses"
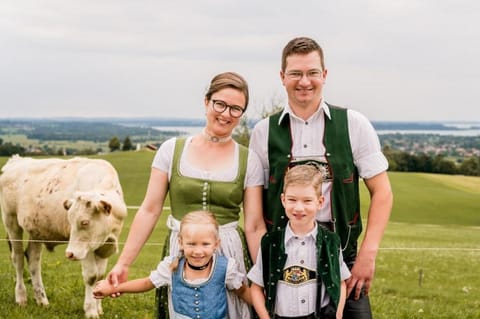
top-left (283, 164), bottom-right (324, 197)
top-left (170, 210), bottom-right (219, 271)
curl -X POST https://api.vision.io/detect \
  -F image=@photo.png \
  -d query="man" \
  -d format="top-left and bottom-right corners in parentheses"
top-left (249, 36), bottom-right (393, 319)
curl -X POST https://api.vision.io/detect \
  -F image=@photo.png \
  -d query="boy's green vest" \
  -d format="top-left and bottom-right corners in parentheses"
top-left (264, 104), bottom-right (361, 259)
top-left (260, 226), bottom-right (341, 317)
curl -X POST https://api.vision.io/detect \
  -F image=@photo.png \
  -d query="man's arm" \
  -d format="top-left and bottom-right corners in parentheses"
top-left (346, 171), bottom-right (393, 299)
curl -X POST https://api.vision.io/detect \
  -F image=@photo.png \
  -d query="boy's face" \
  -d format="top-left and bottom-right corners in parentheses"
top-left (179, 224), bottom-right (220, 268)
top-left (281, 183), bottom-right (324, 234)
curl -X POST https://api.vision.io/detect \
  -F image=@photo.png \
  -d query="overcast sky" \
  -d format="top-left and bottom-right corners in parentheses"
top-left (1, 0), bottom-right (479, 122)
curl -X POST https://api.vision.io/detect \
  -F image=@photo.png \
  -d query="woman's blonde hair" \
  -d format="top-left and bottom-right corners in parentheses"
top-left (170, 210), bottom-right (219, 271)
top-left (204, 72), bottom-right (249, 109)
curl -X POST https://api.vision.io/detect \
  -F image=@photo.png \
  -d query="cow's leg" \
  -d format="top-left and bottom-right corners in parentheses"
top-left (26, 240), bottom-right (49, 306)
top-left (3, 216), bottom-right (27, 305)
top-left (80, 252), bottom-right (107, 319)
top-left (94, 255), bottom-right (109, 315)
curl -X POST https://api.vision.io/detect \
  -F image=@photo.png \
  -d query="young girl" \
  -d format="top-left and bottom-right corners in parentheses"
top-left (93, 210), bottom-right (251, 318)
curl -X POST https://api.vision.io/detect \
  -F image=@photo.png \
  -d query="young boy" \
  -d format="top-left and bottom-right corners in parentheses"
top-left (248, 164), bottom-right (351, 319)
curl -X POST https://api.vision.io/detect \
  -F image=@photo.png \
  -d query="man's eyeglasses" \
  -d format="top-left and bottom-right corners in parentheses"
top-left (285, 69), bottom-right (323, 80)
top-left (211, 100), bottom-right (245, 118)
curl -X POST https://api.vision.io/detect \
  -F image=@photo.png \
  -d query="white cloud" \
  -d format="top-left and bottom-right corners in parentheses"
top-left (1, 0), bottom-right (479, 121)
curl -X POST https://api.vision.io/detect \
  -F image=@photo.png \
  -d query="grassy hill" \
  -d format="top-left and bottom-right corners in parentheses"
top-left (0, 153), bottom-right (479, 318)
top-left (2, 152), bottom-right (478, 226)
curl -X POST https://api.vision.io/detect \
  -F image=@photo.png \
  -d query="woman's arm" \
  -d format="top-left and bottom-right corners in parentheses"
top-left (107, 168), bottom-right (169, 288)
top-left (233, 283), bottom-right (252, 305)
top-left (243, 185), bottom-right (266, 263)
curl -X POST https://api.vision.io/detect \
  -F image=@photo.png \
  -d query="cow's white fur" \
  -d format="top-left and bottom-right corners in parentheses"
top-left (0, 156), bottom-right (127, 318)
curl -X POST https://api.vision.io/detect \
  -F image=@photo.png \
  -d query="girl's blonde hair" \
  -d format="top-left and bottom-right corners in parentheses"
top-left (170, 210), bottom-right (219, 271)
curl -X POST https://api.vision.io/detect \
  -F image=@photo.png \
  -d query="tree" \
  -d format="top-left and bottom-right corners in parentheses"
top-left (459, 156), bottom-right (480, 176)
top-left (233, 117), bottom-right (250, 147)
top-left (108, 136), bottom-right (121, 152)
top-left (260, 93), bottom-right (285, 118)
top-left (432, 155), bottom-right (457, 175)
top-left (122, 136), bottom-right (133, 151)
top-left (0, 142), bottom-right (26, 156)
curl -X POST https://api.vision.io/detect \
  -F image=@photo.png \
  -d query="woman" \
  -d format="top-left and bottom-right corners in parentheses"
top-left (107, 72), bottom-right (265, 319)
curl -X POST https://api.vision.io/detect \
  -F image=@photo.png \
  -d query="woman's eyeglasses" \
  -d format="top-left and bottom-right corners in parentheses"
top-left (211, 100), bottom-right (245, 118)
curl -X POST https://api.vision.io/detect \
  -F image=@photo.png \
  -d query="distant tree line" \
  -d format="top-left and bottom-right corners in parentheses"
top-left (383, 146), bottom-right (480, 176)
top-left (0, 120), bottom-right (175, 142)
top-left (108, 136), bottom-right (134, 152)
top-left (0, 138), bottom-right (26, 156)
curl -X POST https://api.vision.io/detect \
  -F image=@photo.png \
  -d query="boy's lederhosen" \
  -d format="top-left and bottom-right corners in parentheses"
top-left (260, 226), bottom-right (341, 319)
top-left (263, 104), bottom-right (361, 263)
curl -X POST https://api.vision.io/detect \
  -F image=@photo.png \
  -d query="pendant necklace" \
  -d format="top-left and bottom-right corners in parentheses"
top-left (202, 128), bottom-right (232, 143)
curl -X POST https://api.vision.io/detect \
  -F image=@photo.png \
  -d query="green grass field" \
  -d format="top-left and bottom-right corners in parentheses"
top-left (0, 153), bottom-right (479, 318)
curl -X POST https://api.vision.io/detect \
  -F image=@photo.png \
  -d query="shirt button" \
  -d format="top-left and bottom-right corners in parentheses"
top-left (303, 144), bottom-right (307, 148)
top-left (300, 260), bottom-right (304, 264)
top-left (305, 122), bottom-right (309, 125)
top-left (301, 241), bottom-right (305, 245)
top-left (301, 299), bottom-right (306, 303)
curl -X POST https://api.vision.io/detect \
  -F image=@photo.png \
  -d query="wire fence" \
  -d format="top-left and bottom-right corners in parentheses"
top-left (2, 205), bottom-right (479, 250)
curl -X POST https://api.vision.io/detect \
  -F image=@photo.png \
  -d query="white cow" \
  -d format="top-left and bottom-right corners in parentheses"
top-left (0, 156), bottom-right (127, 318)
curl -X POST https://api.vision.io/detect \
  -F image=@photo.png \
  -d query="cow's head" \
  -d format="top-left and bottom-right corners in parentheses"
top-left (63, 191), bottom-right (119, 260)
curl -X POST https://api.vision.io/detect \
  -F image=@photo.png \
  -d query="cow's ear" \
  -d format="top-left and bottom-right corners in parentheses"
top-left (63, 199), bottom-right (73, 210)
top-left (98, 200), bottom-right (112, 215)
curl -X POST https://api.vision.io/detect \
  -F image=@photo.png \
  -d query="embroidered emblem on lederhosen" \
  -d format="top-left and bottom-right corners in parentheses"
top-left (281, 265), bottom-right (317, 285)
top-left (288, 156), bottom-right (332, 183)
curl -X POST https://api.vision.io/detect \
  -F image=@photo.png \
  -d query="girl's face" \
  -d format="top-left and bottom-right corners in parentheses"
top-left (179, 224), bottom-right (220, 267)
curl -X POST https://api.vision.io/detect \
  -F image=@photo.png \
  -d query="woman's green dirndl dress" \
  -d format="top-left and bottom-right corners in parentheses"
top-left (156, 137), bottom-right (253, 319)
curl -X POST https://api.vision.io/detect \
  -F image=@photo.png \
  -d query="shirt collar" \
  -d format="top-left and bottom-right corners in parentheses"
top-left (278, 100), bottom-right (331, 125)
top-left (284, 221), bottom-right (318, 245)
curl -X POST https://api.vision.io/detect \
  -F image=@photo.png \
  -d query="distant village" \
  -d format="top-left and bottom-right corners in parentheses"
top-left (1, 118), bottom-right (479, 176)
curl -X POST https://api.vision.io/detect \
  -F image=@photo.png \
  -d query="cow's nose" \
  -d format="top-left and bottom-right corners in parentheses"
top-left (65, 251), bottom-right (76, 260)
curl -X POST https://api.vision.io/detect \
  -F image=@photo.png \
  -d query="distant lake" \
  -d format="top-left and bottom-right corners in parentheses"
top-left (153, 126), bottom-right (480, 137)
top-left (377, 129), bottom-right (480, 136)
top-left (153, 126), bottom-right (203, 136)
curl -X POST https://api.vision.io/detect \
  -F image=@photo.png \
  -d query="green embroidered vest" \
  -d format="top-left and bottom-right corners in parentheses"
top-left (264, 105), bottom-right (361, 258)
top-left (260, 226), bottom-right (341, 317)
top-left (169, 138), bottom-right (248, 225)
